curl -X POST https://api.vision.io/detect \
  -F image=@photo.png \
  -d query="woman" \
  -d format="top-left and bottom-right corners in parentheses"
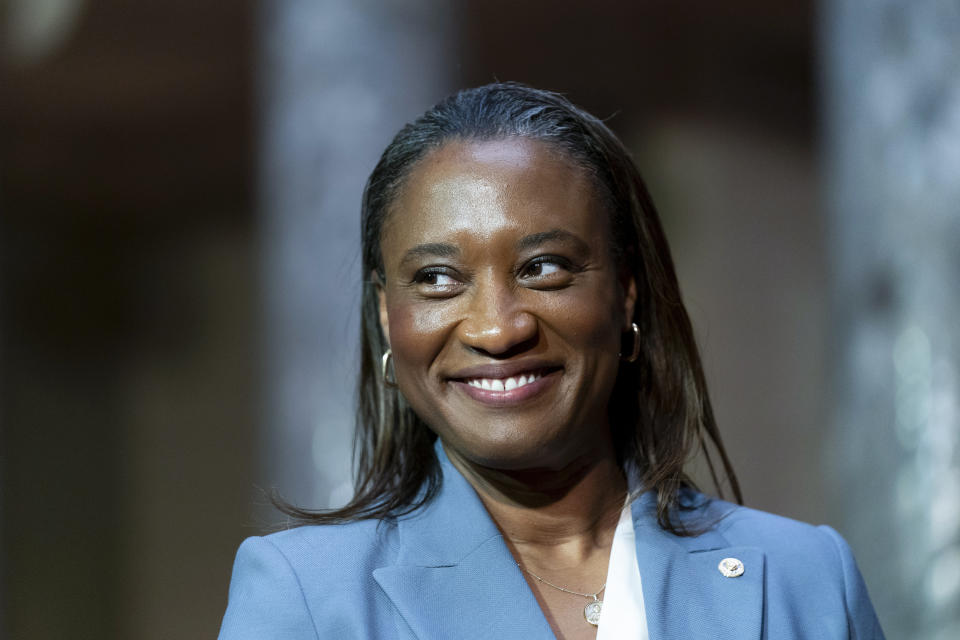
top-left (219, 83), bottom-right (884, 639)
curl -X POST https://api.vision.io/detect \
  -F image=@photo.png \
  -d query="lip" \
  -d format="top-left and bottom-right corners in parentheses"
top-left (446, 360), bottom-right (562, 407)
top-left (447, 359), bottom-right (562, 381)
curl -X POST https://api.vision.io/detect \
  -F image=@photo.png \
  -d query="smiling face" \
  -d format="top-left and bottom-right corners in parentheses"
top-left (377, 137), bottom-right (636, 472)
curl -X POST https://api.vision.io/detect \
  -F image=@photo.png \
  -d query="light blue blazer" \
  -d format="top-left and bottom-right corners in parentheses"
top-left (219, 445), bottom-right (884, 639)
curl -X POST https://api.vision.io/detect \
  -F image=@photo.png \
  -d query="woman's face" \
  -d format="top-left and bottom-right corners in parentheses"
top-left (377, 137), bottom-right (636, 471)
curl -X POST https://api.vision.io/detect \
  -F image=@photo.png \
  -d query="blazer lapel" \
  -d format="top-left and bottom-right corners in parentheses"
top-left (373, 444), bottom-right (555, 640)
top-left (374, 443), bottom-right (764, 640)
top-left (631, 494), bottom-right (764, 640)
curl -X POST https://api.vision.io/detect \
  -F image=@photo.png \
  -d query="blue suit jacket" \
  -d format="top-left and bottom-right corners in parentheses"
top-left (219, 446), bottom-right (884, 639)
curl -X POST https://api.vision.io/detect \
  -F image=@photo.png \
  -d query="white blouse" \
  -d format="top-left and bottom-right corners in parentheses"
top-left (596, 503), bottom-right (649, 639)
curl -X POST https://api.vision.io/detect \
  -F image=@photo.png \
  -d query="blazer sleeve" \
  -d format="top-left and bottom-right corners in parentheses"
top-left (218, 536), bottom-right (320, 640)
top-left (818, 525), bottom-right (886, 640)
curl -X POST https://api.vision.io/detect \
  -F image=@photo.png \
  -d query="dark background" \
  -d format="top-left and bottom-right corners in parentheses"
top-left (2, 1), bottom-right (885, 638)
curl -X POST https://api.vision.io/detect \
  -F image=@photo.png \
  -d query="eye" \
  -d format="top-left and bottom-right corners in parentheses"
top-left (520, 256), bottom-right (574, 281)
top-left (523, 260), bottom-right (563, 278)
top-left (411, 266), bottom-right (463, 295)
top-left (418, 271), bottom-right (459, 286)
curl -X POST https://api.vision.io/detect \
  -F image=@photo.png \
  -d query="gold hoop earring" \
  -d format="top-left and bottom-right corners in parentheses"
top-left (381, 349), bottom-right (399, 388)
top-left (620, 323), bottom-right (641, 363)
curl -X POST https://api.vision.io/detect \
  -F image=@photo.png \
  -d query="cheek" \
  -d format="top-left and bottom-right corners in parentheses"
top-left (544, 287), bottom-right (622, 348)
top-left (386, 299), bottom-right (455, 373)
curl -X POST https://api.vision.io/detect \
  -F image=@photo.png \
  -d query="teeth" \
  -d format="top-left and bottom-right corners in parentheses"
top-left (465, 371), bottom-right (543, 391)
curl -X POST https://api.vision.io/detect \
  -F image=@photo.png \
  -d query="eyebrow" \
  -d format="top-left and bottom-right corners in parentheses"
top-left (399, 242), bottom-right (460, 268)
top-left (516, 229), bottom-right (590, 253)
top-left (397, 229), bottom-right (589, 269)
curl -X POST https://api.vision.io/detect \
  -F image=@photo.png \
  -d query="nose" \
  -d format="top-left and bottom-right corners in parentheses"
top-left (457, 273), bottom-right (538, 356)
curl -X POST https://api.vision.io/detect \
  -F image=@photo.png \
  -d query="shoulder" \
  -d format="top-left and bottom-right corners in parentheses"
top-left (708, 500), bottom-right (857, 570)
top-left (672, 496), bottom-right (855, 587)
top-left (218, 520), bottom-right (400, 640)
top-left (713, 500), bottom-right (842, 554)
top-left (235, 518), bottom-right (399, 590)
top-left (702, 500), bottom-right (885, 638)
top-left (250, 518), bottom-right (398, 569)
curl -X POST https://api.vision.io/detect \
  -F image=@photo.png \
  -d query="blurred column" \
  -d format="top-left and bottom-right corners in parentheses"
top-left (822, 1), bottom-right (960, 637)
top-left (259, 0), bottom-right (455, 510)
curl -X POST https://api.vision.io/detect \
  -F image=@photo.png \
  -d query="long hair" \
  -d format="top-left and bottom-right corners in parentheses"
top-left (276, 82), bottom-right (742, 534)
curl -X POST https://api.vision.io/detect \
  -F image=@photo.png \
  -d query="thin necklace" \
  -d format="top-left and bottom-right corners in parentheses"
top-left (518, 563), bottom-right (606, 626)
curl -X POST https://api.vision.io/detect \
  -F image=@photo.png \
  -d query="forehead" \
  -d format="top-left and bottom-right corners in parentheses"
top-left (382, 138), bottom-right (608, 251)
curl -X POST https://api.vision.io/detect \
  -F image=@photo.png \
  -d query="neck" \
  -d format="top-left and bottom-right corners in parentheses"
top-left (443, 439), bottom-right (627, 568)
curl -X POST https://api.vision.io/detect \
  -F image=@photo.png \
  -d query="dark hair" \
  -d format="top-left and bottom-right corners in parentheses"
top-left (276, 82), bottom-right (741, 534)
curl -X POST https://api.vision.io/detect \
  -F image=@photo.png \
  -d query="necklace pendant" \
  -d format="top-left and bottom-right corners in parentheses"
top-left (583, 599), bottom-right (603, 626)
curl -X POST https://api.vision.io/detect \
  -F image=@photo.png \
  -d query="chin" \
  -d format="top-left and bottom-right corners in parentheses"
top-left (439, 423), bottom-right (585, 472)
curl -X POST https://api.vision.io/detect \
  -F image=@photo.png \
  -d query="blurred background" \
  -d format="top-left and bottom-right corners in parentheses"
top-left (1, 0), bottom-right (958, 638)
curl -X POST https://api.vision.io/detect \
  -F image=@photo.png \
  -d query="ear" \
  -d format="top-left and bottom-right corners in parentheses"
top-left (375, 271), bottom-right (391, 347)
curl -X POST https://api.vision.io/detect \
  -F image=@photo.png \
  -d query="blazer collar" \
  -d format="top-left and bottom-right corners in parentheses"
top-left (374, 442), bottom-right (764, 640)
top-left (373, 441), bottom-right (555, 638)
